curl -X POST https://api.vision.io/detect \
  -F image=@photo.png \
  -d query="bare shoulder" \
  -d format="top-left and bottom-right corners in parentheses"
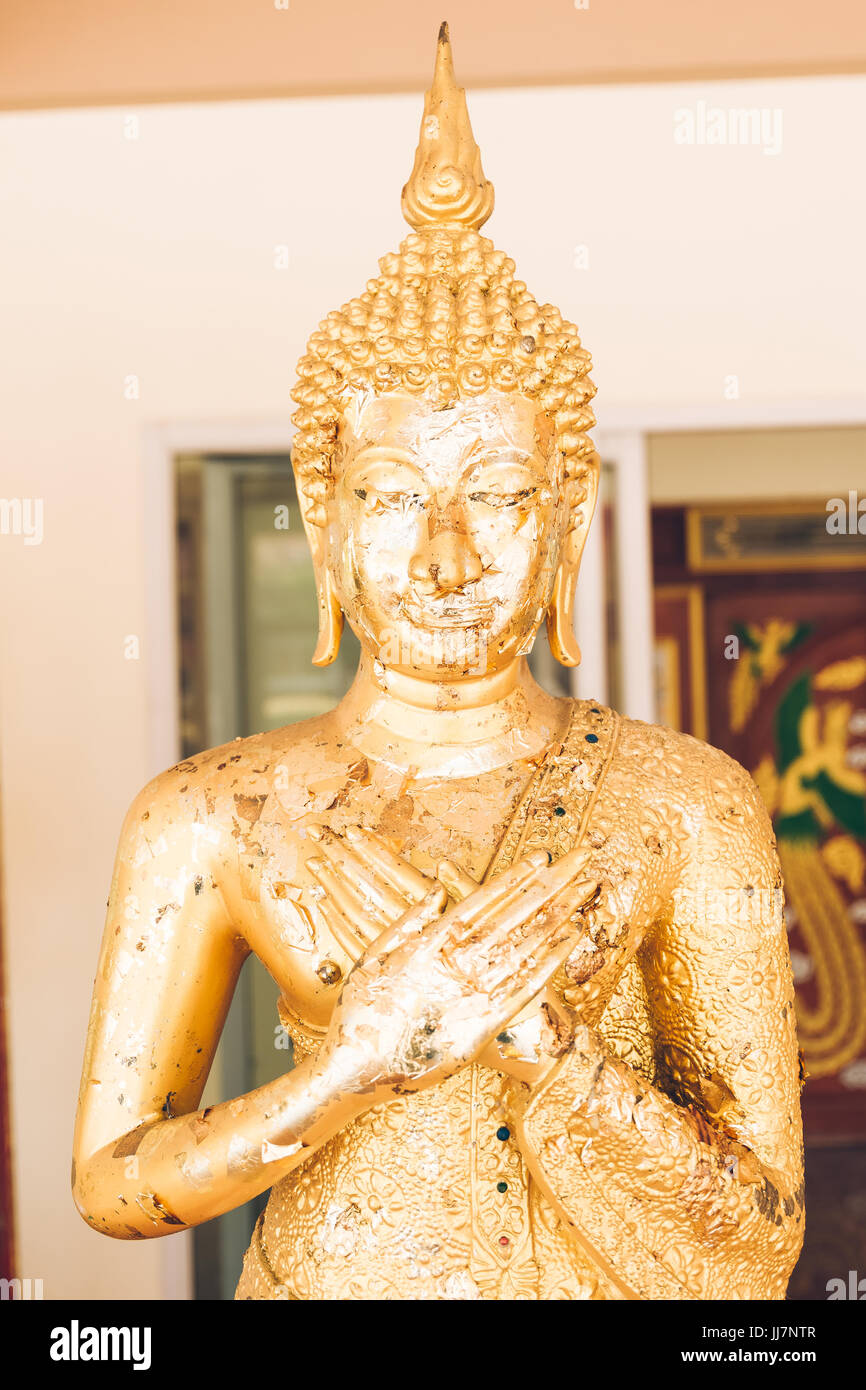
top-left (121, 712), bottom-right (355, 841)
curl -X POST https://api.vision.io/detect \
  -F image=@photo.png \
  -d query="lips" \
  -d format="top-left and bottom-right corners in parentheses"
top-left (400, 595), bottom-right (494, 629)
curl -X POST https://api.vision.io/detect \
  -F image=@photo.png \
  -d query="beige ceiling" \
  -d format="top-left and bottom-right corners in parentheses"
top-left (2, 0), bottom-right (865, 109)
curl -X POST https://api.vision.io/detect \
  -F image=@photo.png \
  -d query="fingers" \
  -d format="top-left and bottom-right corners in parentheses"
top-left (416, 852), bottom-right (547, 961)
top-left (304, 850), bottom-right (369, 961)
top-left (435, 859), bottom-right (478, 902)
top-left (309, 889), bottom-right (367, 964)
top-left (369, 885), bottom-right (449, 957)
top-left (490, 925), bottom-right (580, 1020)
top-left (445, 849), bottom-right (552, 944)
top-left (451, 846), bottom-right (596, 954)
top-left (467, 845), bottom-right (592, 938)
top-left (345, 825), bottom-right (433, 904)
top-left (309, 826), bottom-right (407, 925)
top-left (307, 856), bottom-right (383, 956)
top-left (452, 869), bottom-right (598, 993)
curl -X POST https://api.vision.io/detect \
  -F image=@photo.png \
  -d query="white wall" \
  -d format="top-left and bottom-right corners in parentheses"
top-left (649, 427), bottom-right (866, 502)
top-left (1, 74), bottom-right (864, 1299)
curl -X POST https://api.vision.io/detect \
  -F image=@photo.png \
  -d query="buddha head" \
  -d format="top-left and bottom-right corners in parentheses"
top-left (291, 23), bottom-right (598, 680)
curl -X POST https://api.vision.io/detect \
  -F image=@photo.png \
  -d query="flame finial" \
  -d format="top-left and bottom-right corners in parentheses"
top-left (401, 21), bottom-right (495, 232)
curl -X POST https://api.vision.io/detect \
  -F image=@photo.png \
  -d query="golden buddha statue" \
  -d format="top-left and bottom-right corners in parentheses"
top-left (73, 24), bottom-right (805, 1300)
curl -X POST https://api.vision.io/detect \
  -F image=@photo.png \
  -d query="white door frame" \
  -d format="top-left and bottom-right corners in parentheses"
top-left (575, 429), bottom-right (656, 721)
top-left (142, 419), bottom-right (293, 1302)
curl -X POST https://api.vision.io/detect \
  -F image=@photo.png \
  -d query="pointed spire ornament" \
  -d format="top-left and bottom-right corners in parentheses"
top-left (401, 21), bottom-right (495, 231)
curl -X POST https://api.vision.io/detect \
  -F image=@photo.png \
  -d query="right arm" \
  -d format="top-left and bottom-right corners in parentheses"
top-left (73, 783), bottom-right (594, 1239)
top-left (72, 776), bottom-right (370, 1238)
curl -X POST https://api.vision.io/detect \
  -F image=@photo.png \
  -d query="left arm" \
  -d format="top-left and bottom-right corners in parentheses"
top-left (508, 754), bottom-right (805, 1300)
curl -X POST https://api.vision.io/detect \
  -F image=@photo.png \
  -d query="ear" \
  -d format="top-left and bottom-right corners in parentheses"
top-left (312, 565), bottom-right (344, 667)
top-left (296, 469), bottom-right (343, 667)
top-left (546, 453), bottom-right (600, 668)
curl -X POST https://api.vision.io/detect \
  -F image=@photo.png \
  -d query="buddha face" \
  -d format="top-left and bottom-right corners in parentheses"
top-left (321, 390), bottom-right (572, 678)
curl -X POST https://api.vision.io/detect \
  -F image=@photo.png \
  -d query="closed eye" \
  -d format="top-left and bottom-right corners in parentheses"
top-left (468, 487), bottom-right (538, 509)
top-left (356, 488), bottom-right (426, 513)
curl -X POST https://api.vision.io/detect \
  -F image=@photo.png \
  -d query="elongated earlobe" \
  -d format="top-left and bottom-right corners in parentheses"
top-left (546, 565), bottom-right (581, 667)
top-left (547, 456), bottom-right (599, 668)
top-left (312, 568), bottom-right (343, 667)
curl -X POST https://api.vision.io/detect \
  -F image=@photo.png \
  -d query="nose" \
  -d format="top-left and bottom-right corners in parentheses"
top-left (408, 528), bottom-right (483, 595)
